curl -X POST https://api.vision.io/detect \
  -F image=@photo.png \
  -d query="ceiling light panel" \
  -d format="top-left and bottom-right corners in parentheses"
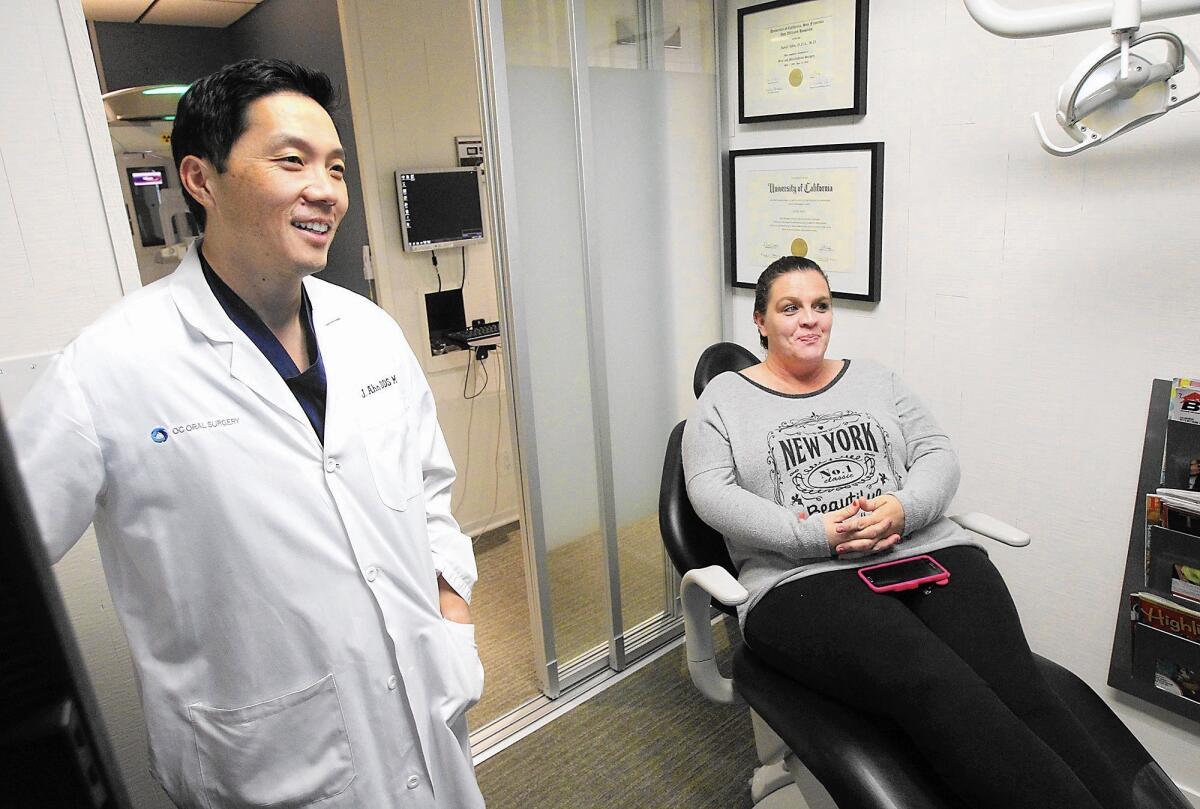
top-left (81, 0), bottom-right (154, 23)
top-left (140, 0), bottom-right (260, 28)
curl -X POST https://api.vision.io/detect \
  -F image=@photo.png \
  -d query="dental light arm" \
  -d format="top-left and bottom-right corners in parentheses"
top-left (964, 0), bottom-right (1200, 155)
top-left (963, 0), bottom-right (1200, 38)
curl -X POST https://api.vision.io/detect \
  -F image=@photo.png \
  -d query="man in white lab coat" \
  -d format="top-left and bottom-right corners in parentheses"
top-left (12, 59), bottom-right (485, 808)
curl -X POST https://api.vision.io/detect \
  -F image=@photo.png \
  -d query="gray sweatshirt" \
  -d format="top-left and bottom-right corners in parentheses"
top-left (682, 359), bottom-right (981, 625)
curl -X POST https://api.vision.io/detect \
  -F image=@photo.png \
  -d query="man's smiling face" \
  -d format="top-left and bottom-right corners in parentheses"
top-left (205, 91), bottom-right (348, 279)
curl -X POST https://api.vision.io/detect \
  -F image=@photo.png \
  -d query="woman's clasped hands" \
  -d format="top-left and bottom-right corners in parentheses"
top-left (814, 495), bottom-right (906, 556)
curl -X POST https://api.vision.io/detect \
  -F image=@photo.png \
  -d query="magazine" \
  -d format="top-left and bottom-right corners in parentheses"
top-left (1172, 564), bottom-right (1200, 605)
top-left (1131, 591), bottom-right (1200, 645)
top-left (1151, 489), bottom-right (1200, 538)
top-left (1154, 660), bottom-right (1200, 704)
top-left (1144, 494), bottom-right (1200, 585)
top-left (1155, 488), bottom-right (1200, 511)
top-left (1162, 379), bottom-right (1200, 491)
top-left (1168, 378), bottom-right (1200, 426)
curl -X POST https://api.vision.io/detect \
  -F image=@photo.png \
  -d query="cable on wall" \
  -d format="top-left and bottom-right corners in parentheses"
top-left (451, 351), bottom-right (500, 526)
top-left (451, 369), bottom-right (478, 515)
top-left (463, 350), bottom-right (489, 400)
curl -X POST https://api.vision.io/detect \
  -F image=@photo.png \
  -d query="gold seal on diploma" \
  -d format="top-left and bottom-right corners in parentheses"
top-left (789, 68), bottom-right (804, 87)
top-left (791, 238), bottom-right (809, 257)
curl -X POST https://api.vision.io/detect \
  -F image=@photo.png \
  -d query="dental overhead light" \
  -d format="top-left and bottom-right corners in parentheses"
top-left (963, 0), bottom-right (1200, 156)
top-left (1036, 30), bottom-right (1199, 155)
top-left (102, 84), bottom-right (190, 123)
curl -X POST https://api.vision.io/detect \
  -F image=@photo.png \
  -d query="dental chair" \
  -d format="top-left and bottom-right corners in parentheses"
top-left (658, 342), bottom-right (1191, 809)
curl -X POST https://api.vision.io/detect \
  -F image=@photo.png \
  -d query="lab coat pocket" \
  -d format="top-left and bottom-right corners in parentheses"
top-left (441, 619), bottom-right (485, 725)
top-left (364, 415), bottom-right (421, 512)
top-left (188, 673), bottom-right (356, 808)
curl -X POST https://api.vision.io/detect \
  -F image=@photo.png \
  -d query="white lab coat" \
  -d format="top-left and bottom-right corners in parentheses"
top-left (11, 244), bottom-right (485, 809)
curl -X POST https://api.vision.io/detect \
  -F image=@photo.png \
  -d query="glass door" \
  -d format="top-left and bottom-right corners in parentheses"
top-left (583, 0), bottom-right (722, 654)
top-left (473, 0), bottom-right (721, 695)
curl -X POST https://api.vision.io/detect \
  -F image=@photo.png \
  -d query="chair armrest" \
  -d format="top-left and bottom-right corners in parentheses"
top-left (948, 512), bottom-right (1031, 547)
top-left (680, 566), bottom-right (748, 705)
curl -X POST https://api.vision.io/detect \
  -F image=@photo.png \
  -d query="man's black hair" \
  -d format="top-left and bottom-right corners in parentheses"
top-left (171, 58), bottom-right (339, 229)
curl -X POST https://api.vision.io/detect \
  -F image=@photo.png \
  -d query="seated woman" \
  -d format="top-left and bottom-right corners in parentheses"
top-left (682, 256), bottom-right (1132, 809)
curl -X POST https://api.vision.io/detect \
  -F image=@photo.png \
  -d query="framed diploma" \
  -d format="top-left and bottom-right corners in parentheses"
top-left (737, 0), bottom-right (868, 123)
top-left (730, 142), bottom-right (883, 301)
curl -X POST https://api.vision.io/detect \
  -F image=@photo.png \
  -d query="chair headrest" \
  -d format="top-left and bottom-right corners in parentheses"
top-left (693, 342), bottom-right (759, 398)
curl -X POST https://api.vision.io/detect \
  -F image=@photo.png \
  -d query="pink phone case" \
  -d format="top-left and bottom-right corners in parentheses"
top-left (857, 554), bottom-right (950, 593)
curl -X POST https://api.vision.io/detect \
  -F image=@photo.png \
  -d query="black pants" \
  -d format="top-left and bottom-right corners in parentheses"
top-left (743, 546), bottom-right (1131, 809)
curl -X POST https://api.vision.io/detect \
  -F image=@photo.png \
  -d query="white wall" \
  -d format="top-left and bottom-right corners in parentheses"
top-left (339, 0), bottom-right (520, 537)
top-left (0, 3), bottom-right (170, 807)
top-left (1, 6), bottom-right (130, 349)
top-left (721, 0), bottom-right (1200, 799)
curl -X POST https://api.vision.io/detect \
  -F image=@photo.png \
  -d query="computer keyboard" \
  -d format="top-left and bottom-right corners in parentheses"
top-left (446, 321), bottom-right (500, 345)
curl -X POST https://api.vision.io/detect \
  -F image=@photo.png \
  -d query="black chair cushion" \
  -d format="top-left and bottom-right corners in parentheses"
top-left (735, 646), bottom-right (1189, 809)
top-left (1036, 659), bottom-right (1192, 809)
top-left (734, 644), bottom-right (967, 809)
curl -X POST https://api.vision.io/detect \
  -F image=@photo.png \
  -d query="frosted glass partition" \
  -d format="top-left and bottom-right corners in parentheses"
top-left (586, 0), bottom-right (721, 638)
top-left (478, 0), bottom-right (721, 693)
top-left (502, 4), bottom-right (611, 671)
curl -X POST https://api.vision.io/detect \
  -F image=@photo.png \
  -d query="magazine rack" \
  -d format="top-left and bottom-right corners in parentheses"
top-left (1107, 379), bottom-right (1200, 724)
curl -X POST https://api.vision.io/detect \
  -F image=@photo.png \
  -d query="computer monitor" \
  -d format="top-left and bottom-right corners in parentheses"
top-left (0, 408), bottom-right (131, 808)
top-left (395, 168), bottom-right (486, 252)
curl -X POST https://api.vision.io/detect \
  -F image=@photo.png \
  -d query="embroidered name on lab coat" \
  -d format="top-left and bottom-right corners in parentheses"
top-left (361, 374), bottom-right (398, 398)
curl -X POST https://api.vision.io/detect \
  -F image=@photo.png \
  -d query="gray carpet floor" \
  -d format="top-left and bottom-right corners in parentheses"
top-left (475, 618), bottom-right (758, 809)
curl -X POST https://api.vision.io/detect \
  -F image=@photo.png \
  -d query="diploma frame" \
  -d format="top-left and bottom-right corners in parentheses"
top-left (730, 142), bottom-right (883, 302)
top-left (737, 0), bottom-right (868, 123)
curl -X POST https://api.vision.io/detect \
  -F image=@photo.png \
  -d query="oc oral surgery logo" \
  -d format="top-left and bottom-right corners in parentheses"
top-left (150, 417), bottom-right (240, 443)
